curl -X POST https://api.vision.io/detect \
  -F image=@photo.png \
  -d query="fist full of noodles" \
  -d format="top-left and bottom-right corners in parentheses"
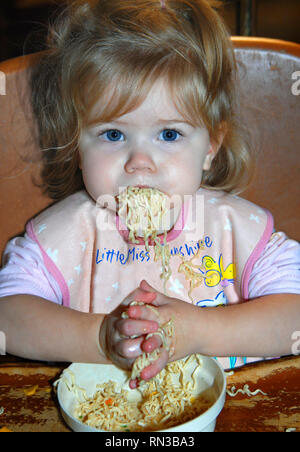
top-left (125, 281), bottom-right (202, 387)
top-left (99, 284), bottom-right (159, 371)
top-left (122, 300), bottom-right (175, 388)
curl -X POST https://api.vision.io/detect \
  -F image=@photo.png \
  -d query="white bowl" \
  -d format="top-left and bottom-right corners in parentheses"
top-left (56, 355), bottom-right (226, 432)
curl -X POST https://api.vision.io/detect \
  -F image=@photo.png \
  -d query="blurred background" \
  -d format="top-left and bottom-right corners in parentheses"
top-left (0, 0), bottom-right (299, 63)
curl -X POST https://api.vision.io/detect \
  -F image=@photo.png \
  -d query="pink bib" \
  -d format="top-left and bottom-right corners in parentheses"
top-left (27, 188), bottom-right (273, 313)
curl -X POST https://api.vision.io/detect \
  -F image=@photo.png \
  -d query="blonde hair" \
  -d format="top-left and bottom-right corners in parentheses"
top-left (31, 0), bottom-right (254, 201)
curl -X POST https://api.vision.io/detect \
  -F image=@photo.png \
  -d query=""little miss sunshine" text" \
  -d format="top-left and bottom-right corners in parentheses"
top-left (96, 236), bottom-right (212, 265)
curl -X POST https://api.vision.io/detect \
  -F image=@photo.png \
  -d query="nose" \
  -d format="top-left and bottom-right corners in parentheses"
top-left (124, 150), bottom-right (157, 174)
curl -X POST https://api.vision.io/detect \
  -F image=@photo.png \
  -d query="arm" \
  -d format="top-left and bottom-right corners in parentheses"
top-left (194, 293), bottom-right (300, 358)
top-left (0, 289), bottom-right (159, 365)
top-left (0, 235), bottom-right (158, 366)
top-left (0, 238), bottom-right (106, 362)
top-left (0, 294), bottom-right (108, 363)
top-left (126, 281), bottom-right (300, 381)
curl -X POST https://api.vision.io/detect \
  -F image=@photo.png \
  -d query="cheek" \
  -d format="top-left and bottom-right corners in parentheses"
top-left (165, 154), bottom-right (203, 188)
top-left (81, 152), bottom-right (119, 195)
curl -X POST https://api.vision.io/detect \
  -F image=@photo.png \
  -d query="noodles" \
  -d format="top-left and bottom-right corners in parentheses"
top-left (178, 243), bottom-right (206, 302)
top-left (117, 187), bottom-right (172, 293)
top-left (74, 379), bottom-right (141, 432)
top-left (59, 354), bottom-right (212, 432)
top-left (117, 187), bottom-right (169, 245)
top-left (117, 187), bottom-right (206, 301)
top-left (130, 317), bottom-right (175, 381)
top-left (122, 301), bottom-right (175, 380)
top-left (226, 384), bottom-right (267, 397)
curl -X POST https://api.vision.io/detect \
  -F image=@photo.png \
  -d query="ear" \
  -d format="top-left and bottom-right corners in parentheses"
top-left (203, 122), bottom-right (227, 171)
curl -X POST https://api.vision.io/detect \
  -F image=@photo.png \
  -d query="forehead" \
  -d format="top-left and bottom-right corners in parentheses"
top-left (87, 77), bottom-right (188, 126)
top-left (119, 80), bottom-right (185, 122)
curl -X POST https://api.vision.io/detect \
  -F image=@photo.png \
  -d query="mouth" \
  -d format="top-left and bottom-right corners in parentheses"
top-left (116, 184), bottom-right (153, 194)
top-left (116, 186), bottom-right (172, 238)
top-left (120, 185), bottom-right (178, 210)
top-left (131, 185), bottom-right (169, 195)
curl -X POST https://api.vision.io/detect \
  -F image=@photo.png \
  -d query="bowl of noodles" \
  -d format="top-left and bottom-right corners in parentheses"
top-left (55, 354), bottom-right (226, 432)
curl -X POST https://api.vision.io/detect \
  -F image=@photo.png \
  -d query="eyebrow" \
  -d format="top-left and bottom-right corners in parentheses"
top-left (155, 119), bottom-right (192, 125)
top-left (100, 118), bottom-right (193, 126)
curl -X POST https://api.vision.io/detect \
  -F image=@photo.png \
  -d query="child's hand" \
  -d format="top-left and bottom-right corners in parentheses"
top-left (99, 284), bottom-right (159, 370)
top-left (126, 280), bottom-right (199, 387)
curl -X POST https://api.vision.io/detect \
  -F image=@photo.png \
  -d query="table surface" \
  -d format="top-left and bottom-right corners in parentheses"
top-left (0, 355), bottom-right (299, 432)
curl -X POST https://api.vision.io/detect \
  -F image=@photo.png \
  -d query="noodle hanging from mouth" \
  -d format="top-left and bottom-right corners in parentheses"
top-left (116, 187), bottom-right (206, 302)
top-left (117, 187), bottom-right (172, 294)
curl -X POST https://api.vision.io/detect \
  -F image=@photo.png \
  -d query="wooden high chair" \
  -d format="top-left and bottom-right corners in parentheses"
top-left (0, 37), bottom-right (300, 260)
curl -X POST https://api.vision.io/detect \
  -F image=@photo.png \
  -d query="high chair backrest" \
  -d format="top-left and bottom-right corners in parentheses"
top-left (232, 37), bottom-right (300, 242)
top-left (0, 37), bottom-right (300, 260)
top-left (0, 53), bottom-right (53, 260)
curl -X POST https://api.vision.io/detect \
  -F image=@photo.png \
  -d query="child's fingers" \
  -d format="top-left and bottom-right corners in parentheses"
top-left (129, 378), bottom-right (139, 389)
top-left (133, 287), bottom-right (157, 304)
top-left (127, 304), bottom-right (160, 322)
top-left (130, 348), bottom-right (169, 384)
top-left (142, 334), bottom-right (161, 354)
top-left (122, 282), bottom-right (157, 308)
top-left (139, 280), bottom-right (156, 293)
top-left (140, 348), bottom-right (169, 380)
top-left (115, 336), bottom-right (145, 359)
top-left (117, 318), bottom-right (158, 338)
top-left (137, 280), bottom-right (173, 307)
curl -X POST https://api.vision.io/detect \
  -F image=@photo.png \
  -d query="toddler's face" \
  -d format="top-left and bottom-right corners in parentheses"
top-left (79, 79), bottom-right (219, 226)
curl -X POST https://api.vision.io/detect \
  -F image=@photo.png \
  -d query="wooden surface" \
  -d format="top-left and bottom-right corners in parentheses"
top-left (0, 361), bottom-right (70, 432)
top-left (0, 355), bottom-right (299, 432)
top-left (216, 355), bottom-right (300, 432)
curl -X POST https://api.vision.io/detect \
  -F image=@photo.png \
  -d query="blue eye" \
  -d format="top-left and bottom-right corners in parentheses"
top-left (102, 129), bottom-right (124, 142)
top-left (160, 129), bottom-right (181, 142)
